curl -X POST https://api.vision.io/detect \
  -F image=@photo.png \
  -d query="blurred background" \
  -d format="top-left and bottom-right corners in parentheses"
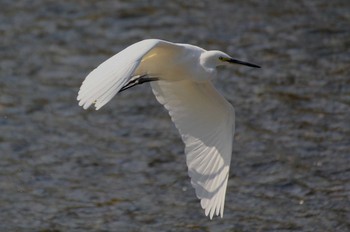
top-left (1, 0), bottom-right (349, 231)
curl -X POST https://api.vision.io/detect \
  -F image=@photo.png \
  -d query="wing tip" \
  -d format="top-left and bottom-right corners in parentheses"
top-left (189, 170), bottom-right (228, 220)
top-left (202, 199), bottom-right (224, 220)
top-left (77, 97), bottom-right (103, 111)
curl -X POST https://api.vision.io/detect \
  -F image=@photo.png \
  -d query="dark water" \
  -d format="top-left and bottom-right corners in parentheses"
top-left (1, 0), bottom-right (349, 231)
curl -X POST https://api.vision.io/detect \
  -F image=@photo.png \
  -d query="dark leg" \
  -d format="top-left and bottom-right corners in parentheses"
top-left (118, 75), bottom-right (159, 93)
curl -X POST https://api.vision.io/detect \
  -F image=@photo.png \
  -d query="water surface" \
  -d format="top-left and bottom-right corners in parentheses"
top-left (1, 1), bottom-right (349, 231)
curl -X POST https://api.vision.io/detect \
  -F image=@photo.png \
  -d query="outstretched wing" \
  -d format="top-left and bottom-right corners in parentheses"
top-left (77, 39), bottom-right (180, 110)
top-left (151, 80), bottom-right (235, 219)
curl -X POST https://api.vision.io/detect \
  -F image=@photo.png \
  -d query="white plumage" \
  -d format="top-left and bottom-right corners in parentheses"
top-left (77, 39), bottom-right (260, 219)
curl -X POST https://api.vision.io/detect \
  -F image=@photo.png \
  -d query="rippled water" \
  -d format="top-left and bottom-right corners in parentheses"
top-left (1, 0), bottom-right (349, 231)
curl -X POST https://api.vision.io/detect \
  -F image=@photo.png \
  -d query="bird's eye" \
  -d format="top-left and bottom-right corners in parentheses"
top-left (219, 56), bottom-right (224, 61)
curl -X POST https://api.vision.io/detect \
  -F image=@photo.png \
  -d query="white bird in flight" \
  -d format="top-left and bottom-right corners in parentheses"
top-left (77, 39), bottom-right (260, 219)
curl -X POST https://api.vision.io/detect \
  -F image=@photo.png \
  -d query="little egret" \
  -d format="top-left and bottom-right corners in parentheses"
top-left (77, 39), bottom-right (260, 219)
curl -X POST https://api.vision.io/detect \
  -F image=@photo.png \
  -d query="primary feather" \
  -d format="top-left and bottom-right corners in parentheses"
top-left (77, 39), bottom-right (178, 110)
top-left (151, 80), bottom-right (234, 219)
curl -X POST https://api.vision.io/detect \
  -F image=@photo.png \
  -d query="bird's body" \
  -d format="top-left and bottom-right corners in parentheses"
top-left (77, 39), bottom-right (260, 219)
top-left (136, 42), bottom-right (208, 82)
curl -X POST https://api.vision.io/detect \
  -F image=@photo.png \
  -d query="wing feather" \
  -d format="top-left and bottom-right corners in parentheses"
top-left (77, 39), bottom-right (180, 110)
top-left (151, 80), bottom-right (234, 219)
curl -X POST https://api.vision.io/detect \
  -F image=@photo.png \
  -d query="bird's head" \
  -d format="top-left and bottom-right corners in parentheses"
top-left (201, 50), bottom-right (261, 69)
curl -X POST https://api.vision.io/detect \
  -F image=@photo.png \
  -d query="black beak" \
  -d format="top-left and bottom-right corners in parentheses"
top-left (227, 58), bottom-right (261, 68)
